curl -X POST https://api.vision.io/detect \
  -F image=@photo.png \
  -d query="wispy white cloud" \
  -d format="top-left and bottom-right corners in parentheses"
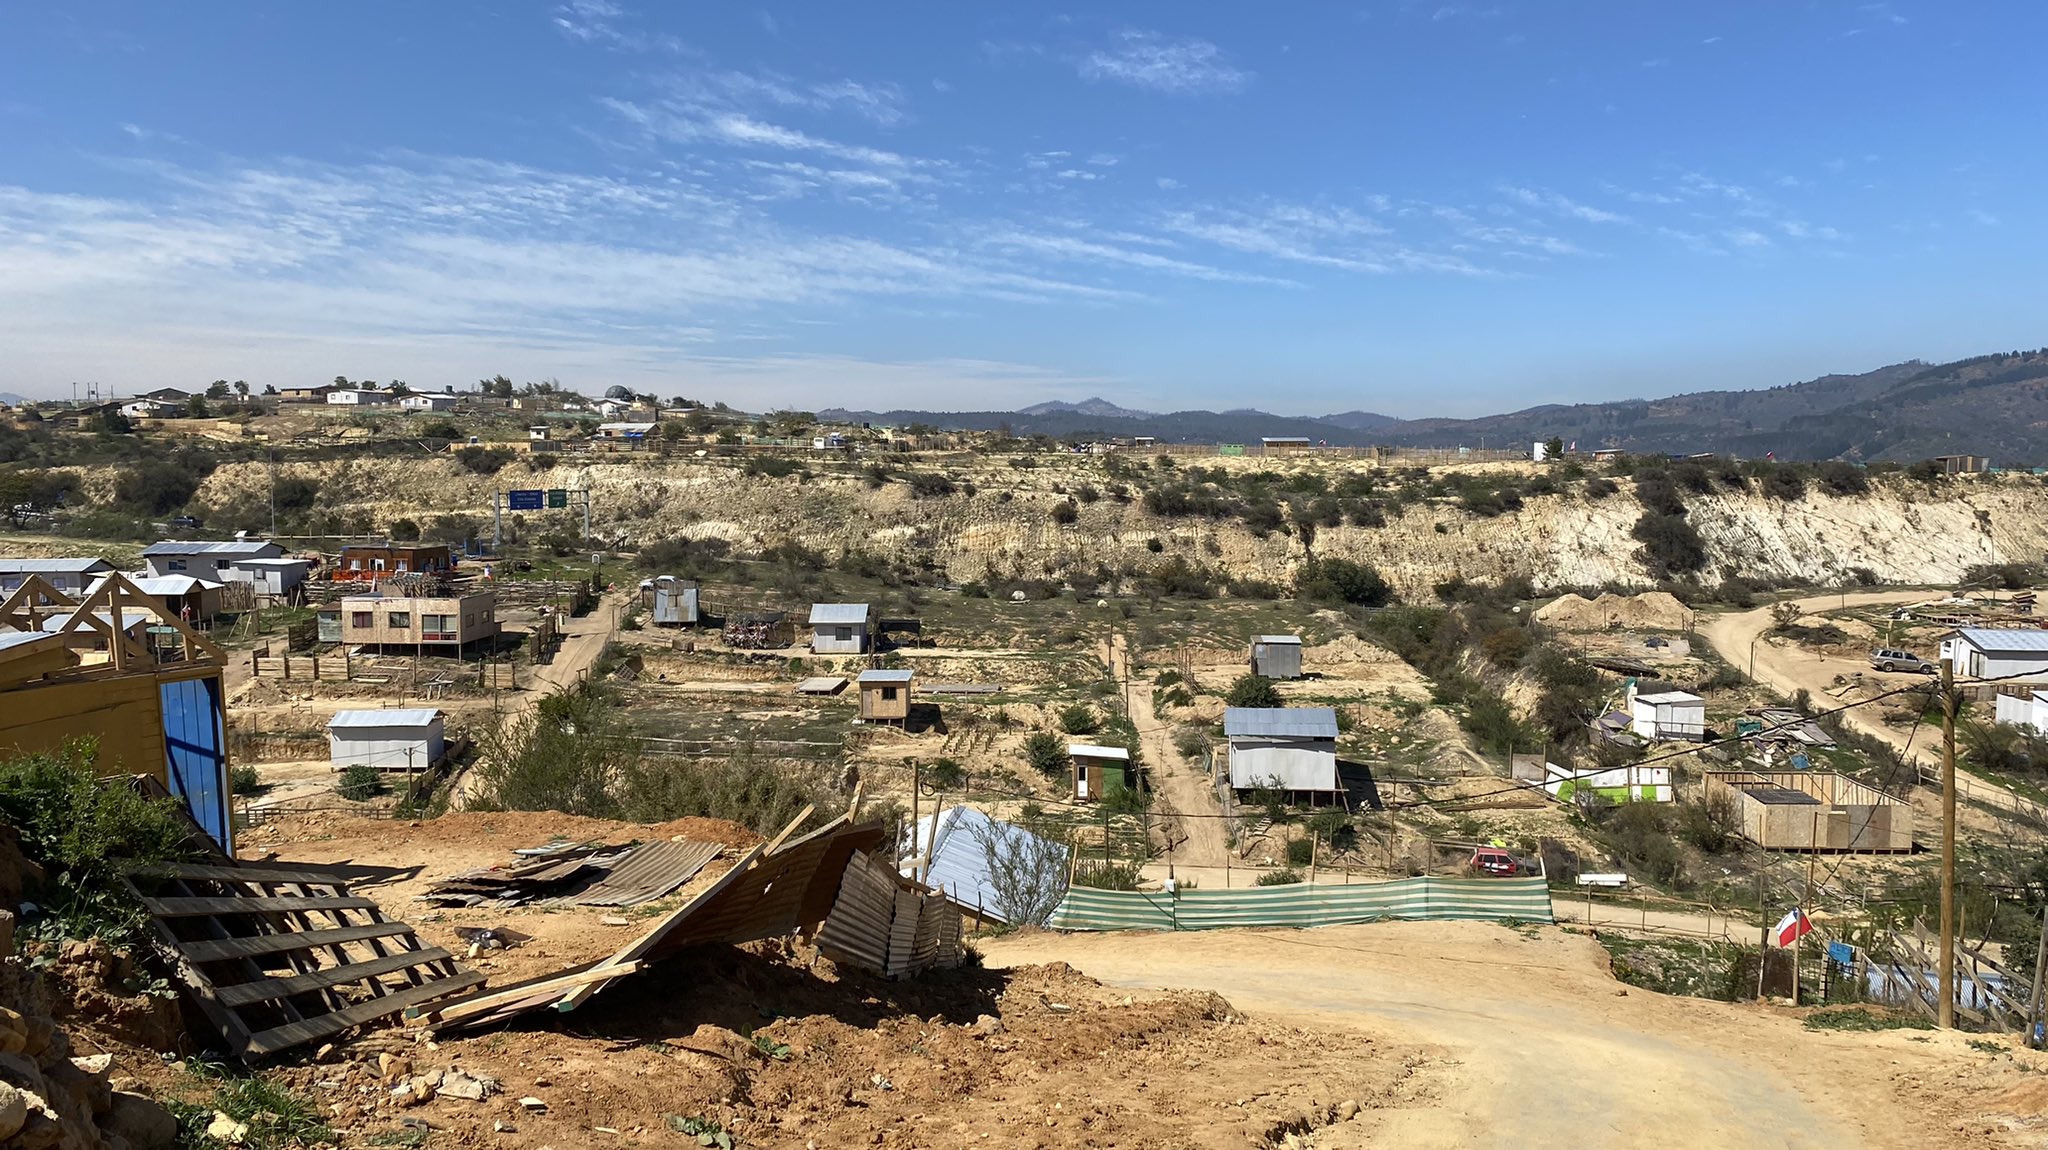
top-left (1724, 227), bottom-right (1772, 249)
top-left (977, 228), bottom-right (1295, 286)
top-left (1497, 184), bottom-right (1630, 224)
top-left (1156, 176), bottom-right (1183, 190)
top-left (1079, 30), bottom-right (1251, 95)
top-left (1969, 207), bottom-right (2000, 226)
top-left (551, 0), bottom-right (683, 53)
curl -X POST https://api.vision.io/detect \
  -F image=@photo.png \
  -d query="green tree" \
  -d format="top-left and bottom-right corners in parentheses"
top-left (184, 395), bottom-right (210, 419)
top-left (1058, 703), bottom-right (1099, 736)
top-left (1023, 731), bottom-right (1067, 778)
top-left (1225, 674), bottom-right (1282, 708)
top-left (261, 383), bottom-right (277, 396)
top-left (1545, 436), bottom-right (1565, 460)
top-left (233, 380), bottom-right (249, 397)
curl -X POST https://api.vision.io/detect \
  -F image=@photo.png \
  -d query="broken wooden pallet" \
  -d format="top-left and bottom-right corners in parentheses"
top-left (128, 861), bottom-right (481, 1060)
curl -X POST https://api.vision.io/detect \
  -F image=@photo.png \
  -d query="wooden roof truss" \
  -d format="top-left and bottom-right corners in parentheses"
top-left (0, 572), bottom-right (222, 674)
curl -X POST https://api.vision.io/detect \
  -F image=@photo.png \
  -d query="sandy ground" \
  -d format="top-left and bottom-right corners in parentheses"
top-left (986, 922), bottom-right (2039, 1149)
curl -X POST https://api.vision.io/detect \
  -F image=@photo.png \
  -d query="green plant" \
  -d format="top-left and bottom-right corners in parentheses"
top-left (665, 1115), bottom-right (735, 1149)
top-left (1058, 703), bottom-right (1100, 736)
top-left (748, 1030), bottom-right (792, 1062)
top-left (1225, 674), bottom-right (1281, 709)
top-left (1802, 1008), bottom-right (1933, 1033)
top-left (1284, 838), bottom-right (1314, 866)
top-left (1173, 726), bottom-right (1209, 760)
top-left (172, 1061), bottom-right (336, 1149)
top-left (0, 742), bottom-right (198, 949)
top-left (1023, 731), bottom-right (1068, 779)
top-left (336, 765), bottom-right (384, 802)
top-left (927, 757), bottom-right (967, 789)
top-left (230, 765), bottom-right (263, 796)
top-left (1255, 868), bottom-right (1303, 886)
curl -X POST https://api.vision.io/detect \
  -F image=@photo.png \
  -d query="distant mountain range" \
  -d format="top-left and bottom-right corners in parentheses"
top-left (821, 349), bottom-right (2048, 463)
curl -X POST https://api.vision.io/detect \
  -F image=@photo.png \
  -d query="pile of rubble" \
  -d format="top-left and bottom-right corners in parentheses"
top-left (420, 838), bottom-right (724, 909)
top-left (0, 945), bottom-right (178, 1150)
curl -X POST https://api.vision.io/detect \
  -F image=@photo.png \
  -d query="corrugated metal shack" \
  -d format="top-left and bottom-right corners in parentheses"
top-left (903, 806), bottom-right (1070, 925)
top-left (1249, 634), bottom-right (1303, 680)
top-left (1225, 706), bottom-right (1342, 801)
top-left (808, 603), bottom-right (870, 654)
top-left (328, 708), bottom-right (446, 773)
top-left (1703, 770), bottom-right (1914, 852)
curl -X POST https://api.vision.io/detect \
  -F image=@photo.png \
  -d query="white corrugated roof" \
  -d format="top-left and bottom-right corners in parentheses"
top-left (809, 603), bottom-right (871, 625)
top-left (112, 575), bottom-right (220, 596)
top-left (328, 708), bottom-right (442, 730)
top-left (857, 669), bottom-right (913, 684)
top-left (1068, 744), bottom-right (1130, 761)
top-left (0, 558), bottom-right (114, 574)
top-left (140, 540), bottom-right (278, 557)
top-left (1253, 634), bottom-right (1302, 645)
top-left (1957, 628), bottom-right (2048, 654)
top-left (1224, 706), bottom-right (1339, 739)
top-left (1636, 691), bottom-right (1704, 705)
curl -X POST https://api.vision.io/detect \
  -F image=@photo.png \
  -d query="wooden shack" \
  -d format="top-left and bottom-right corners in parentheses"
top-left (334, 542), bottom-right (456, 582)
top-left (339, 589), bottom-right (498, 649)
top-left (1703, 770), bottom-right (1913, 853)
top-left (0, 574), bottom-right (235, 851)
top-left (856, 668), bottom-right (912, 725)
top-left (1069, 743), bottom-right (1132, 801)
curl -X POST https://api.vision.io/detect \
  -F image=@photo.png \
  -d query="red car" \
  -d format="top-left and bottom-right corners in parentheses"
top-left (1469, 848), bottom-right (1520, 878)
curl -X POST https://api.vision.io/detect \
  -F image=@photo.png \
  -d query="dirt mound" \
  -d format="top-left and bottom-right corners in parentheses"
top-left (1305, 632), bottom-right (1405, 665)
top-left (259, 934), bottom-right (1403, 1148)
top-left (1536, 591), bottom-right (1693, 632)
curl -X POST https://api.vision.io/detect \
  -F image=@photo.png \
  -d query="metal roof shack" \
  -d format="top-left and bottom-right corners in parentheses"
top-left (1068, 744), bottom-right (1130, 761)
top-left (809, 603), bottom-right (871, 625)
top-left (856, 669), bottom-right (912, 684)
top-left (1224, 706), bottom-right (1339, 739)
top-left (1253, 634), bottom-right (1301, 646)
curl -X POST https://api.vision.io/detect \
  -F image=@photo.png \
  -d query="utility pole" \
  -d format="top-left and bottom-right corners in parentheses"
top-left (2027, 901), bottom-right (2048, 1049)
top-left (1940, 661), bottom-right (1958, 1029)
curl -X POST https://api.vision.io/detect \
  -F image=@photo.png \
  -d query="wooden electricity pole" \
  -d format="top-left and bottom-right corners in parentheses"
top-left (2027, 901), bottom-right (2048, 1049)
top-left (1940, 661), bottom-right (1958, 1030)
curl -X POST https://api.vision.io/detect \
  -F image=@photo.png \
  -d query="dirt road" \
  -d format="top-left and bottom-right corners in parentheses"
top-left (1108, 633), bottom-right (1231, 868)
top-left (1696, 589), bottom-right (2048, 818)
top-left (987, 922), bottom-right (2003, 1148)
top-left (1696, 589), bottom-right (1933, 757)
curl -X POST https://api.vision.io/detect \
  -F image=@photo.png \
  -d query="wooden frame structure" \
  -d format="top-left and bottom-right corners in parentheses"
top-left (128, 862), bottom-right (480, 1060)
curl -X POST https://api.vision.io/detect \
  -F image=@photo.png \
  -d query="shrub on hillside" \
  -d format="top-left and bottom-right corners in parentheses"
top-left (1225, 674), bottom-right (1282, 709)
top-left (1023, 731), bottom-right (1068, 779)
top-left (1295, 557), bottom-right (1391, 606)
top-left (454, 446), bottom-right (516, 475)
top-left (1059, 704), bottom-right (1100, 736)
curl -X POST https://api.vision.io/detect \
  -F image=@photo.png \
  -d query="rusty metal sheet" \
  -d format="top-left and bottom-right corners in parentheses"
top-left (564, 840), bottom-right (722, 907)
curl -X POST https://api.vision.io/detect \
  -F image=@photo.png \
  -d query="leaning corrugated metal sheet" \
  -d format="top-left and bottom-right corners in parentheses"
top-left (817, 852), bottom-right (965, 978)
top-left (1047, 876), bottom-right (1554, 932)
top-left (816, 853), bottom-right (895, 974)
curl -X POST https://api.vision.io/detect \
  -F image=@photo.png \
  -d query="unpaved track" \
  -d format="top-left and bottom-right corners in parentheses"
top-left (987, 922), bottom-right (1987, 1149)
top-left (1108, 633), bottom-right (1230, 867)
top-left (1697, 589), bottom-right (2046, 816)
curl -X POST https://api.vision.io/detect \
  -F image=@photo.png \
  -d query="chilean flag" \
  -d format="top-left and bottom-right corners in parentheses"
top-left (1772, 907), bottom-right (1814, 948)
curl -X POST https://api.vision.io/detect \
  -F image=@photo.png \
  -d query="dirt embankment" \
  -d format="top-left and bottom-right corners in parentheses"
top-left (45, 454), bottom-right (2041, 597)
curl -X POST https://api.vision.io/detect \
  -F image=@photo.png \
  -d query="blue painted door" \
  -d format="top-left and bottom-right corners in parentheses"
top-left (160, 677), bottom-right (231, 852)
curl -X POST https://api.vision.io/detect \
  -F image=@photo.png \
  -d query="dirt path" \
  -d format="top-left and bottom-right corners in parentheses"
top-left (985, 922), bottom-right (1994, 1149)
top-left (1108, 633), bottom-right (1230, 868)
top-left (1697, 589), bottom-right (2046, 816)
top-left (447, 588), bottom-right (629, 805)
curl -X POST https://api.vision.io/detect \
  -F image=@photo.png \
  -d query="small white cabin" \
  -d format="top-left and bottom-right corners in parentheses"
top-left (1629, 690), bottom-right (1706, 742)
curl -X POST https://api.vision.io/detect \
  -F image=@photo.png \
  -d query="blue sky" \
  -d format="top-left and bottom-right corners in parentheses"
top-left (0, 2), bottom-right (2039, 415)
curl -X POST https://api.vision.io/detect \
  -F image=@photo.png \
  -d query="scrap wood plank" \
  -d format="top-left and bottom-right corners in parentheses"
top-left (141, 895), bottom-right (379, 917)
top-left (135, 862), bottom-right (349, 886)
top-left (409, 960), bottom-right (645, 1025)
top-left (181, 923), bottom-right (416, 963)
top-left (243, 972), bottom-right (486, 1058)
top-left (215, 948), bottom-right (458, 1009)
